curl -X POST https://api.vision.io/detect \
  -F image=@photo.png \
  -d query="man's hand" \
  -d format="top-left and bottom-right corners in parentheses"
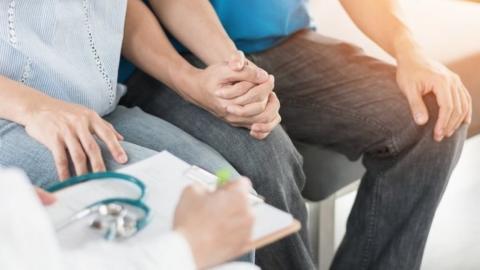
top-left (173, 178), bottom-right (254, 269)
top-left (181, 51), bottom-right (280, 139)
top-left (396, 50), bottom-right (472, 141)
top-left (35, 188), bottom-right (56, 206)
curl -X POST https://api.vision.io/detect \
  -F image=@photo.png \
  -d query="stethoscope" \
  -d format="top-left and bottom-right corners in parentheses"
top-left (46, 172), bottom-right (151, 241)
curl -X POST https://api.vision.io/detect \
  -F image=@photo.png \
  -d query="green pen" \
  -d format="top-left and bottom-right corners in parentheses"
top-left (215, 168), bottom-right (265, 203)
top-left (215, 168), bottom-right (232, 187)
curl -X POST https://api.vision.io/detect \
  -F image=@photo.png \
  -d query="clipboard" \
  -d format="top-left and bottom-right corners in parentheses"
top-left (244, 220), bottom-right (301, 252)
top-left (183, 164), bottom-right (302, 252)
top-left (46, 151), bottom-right (301, 255)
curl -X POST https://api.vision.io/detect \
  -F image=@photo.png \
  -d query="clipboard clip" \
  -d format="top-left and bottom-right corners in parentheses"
top-left (183, 165), bottom-right (265, 205)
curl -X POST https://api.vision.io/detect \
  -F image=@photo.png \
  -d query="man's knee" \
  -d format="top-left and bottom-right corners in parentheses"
top-left (375, 93), bottom-right (467, 172)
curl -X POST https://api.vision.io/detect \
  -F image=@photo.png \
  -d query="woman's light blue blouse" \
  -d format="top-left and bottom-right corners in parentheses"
top-left (0, 0), bottom-right (128, 116)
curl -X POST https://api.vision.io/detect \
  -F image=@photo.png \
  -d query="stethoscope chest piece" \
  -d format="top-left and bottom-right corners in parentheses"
top-left (47, 172), bottom-right (151, 241)
top-left (89, 203), bottom-right (139, 240)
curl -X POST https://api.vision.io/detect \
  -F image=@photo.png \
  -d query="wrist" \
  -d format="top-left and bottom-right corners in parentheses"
top-left (171, 64), bottom-right (203, 104)
top-left (206, 39), bottom-right (238, 65)
top-left (392, 30), bottom-right (424, 64)
top-left (175, 228), bottom-right (206, 269)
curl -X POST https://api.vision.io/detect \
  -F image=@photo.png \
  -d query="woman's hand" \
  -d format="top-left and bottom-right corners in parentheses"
top-left (24, 100), bottom-right (128, 180)
top-left (173, 178), bottom-right (254, 269)
top-left (178, 51), bottom-right (280, 140)
top-left (182, 54), bottom-right (270, 119)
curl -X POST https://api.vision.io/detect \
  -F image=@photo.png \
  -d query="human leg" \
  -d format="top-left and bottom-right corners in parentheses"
top-left (122, 75), bottom-right (314, 270)
top-left (0, 120), bottom-right (156, 187)
top-left (248, 30), bottom-right (467, 270)
top-left (0, 106), bottom-right (238, 188)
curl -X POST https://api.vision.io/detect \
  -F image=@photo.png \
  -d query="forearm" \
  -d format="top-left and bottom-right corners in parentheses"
top-left (148, 0), bottom-right (237, 65)
top-left (340, 0), bottom-right (421, 60)
top-left (0, 75), bottom-right (55, 126)
top-left (122, 0), bottom-right (199, 98)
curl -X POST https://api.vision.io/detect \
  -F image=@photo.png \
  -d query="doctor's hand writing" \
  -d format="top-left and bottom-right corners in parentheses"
top-left (396, 49), bottom-right (472, 141)
top-left (173, 177), bottom-right (254, 269)
top-left (23, 99), bottom-right (128, 180)
top-left (179, 51), bottom-right (281, 140)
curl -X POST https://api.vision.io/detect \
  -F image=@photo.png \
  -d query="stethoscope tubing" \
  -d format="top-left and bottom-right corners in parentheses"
top-left (46, 171), bottom-right (147, 201)
top-left (46, 172), bottom-right (151, 237)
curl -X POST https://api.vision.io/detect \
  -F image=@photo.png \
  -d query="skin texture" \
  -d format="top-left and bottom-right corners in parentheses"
top-left (339, 0), bottom-right (472, 141)
top-left (148, 0), bottom-right (280, 139)
top-left (35, 188), bottom-right (56, 206)
top-left (0, 76), bottom-right (128, 180)
top-left (174, 178), bottom-right (255, 269)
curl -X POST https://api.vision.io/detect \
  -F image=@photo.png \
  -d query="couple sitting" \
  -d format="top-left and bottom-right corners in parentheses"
top-left (0, 0), bottom-right (470, 269)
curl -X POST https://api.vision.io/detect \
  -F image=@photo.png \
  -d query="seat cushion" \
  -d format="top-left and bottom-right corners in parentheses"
top-left (295, 141), bottom-right (365, 201)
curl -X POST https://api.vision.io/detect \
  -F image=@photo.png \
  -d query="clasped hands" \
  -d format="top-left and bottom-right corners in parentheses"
top-left (184, 51), bottom-right (281, 140)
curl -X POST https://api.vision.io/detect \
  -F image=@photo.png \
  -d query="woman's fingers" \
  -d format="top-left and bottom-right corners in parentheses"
top-left (251, 114), bottom-right (282, 135)
top-left (232, 75), bottom-right (274, 106)
top-left (51, 141), bottom-right (70, 181)
top-left (226, 99), bottom-right (268, 118)
top-left (77, 125), bottom-right (106, 173)
top-left (63, 130), bottom-right (88, 176)
top-left (216, 81), bottom-right (255, 99)
top-left (92, 120), bottom-right (128, 164)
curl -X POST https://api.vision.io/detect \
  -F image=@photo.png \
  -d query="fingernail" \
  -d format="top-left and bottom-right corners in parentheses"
top-left (118, 154), bottom-right (128, 163)
top-left (256, 69), bottom-right (268, 81)
top-left (414, 113), bottom-right (427, 124)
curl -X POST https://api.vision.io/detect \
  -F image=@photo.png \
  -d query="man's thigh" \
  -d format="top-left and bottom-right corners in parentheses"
top-left (250, 30), bottom-right (427, 160)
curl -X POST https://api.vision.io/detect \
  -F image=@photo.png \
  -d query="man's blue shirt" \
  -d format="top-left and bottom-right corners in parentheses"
top-left (118, 0), bottom-right (312, 83)
top-left (210, 0), bottom-right (311, 53)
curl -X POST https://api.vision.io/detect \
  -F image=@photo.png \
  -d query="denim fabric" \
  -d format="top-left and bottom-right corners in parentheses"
top-left (0, 106), bottom-right (238, 187)
top-left (254, 30), bottom-right (467, 270)
top-left (0, 105), bottom-right (255, 263)
top-left (122, 75), bottom-right (313, 270)
top-left (122, 29), bottom-right (467, 270)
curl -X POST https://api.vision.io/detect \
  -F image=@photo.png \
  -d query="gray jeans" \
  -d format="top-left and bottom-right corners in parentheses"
top-left (122, 30), bottom-right (467, 270)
